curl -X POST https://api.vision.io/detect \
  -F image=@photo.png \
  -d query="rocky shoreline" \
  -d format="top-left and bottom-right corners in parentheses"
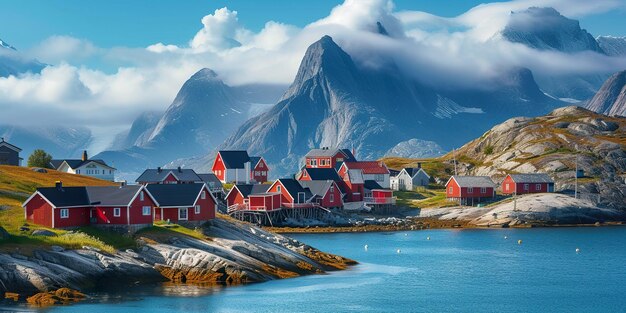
top-left (0, 218), bottom-right (356, 306)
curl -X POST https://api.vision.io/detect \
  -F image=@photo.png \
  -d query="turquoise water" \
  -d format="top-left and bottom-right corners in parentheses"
top-left (5, 227), bottom-right (626, 312)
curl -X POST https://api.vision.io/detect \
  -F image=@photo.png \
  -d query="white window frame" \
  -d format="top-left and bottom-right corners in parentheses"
top-left (330, 193), bottom-right (334, 202)
top-left (524, 184), bottom-right (529, 191)
top-left (468, 187), bottom-right (474, 193)
top-left (449, 187), bottom-right (453, 193)
top-left (505, 184), bottom-right (509, 191)
top-left (195, 205), bottom-right (201, 214)
top-left (60, 208), bottom-right (69, 219)
top-left (535, 184), bottom-right (541, 191)
top-left (201, 191), bottom-right (206, 199)
top-left (277, 185), bottom-right (281, 193)
top-left (178, 208), bottom-right (188, 220)
top-left (113, 207), bottom-right (121, 217)
top-left (480, 187), bottom-right (486, 194)
top-left (142, 206), bottom-right (151, 216)
top-left (140, 191), bottom-right (145, 201)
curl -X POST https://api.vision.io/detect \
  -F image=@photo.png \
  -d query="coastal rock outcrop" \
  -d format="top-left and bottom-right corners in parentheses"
top-left (0, 218), bottom-right (355, 297)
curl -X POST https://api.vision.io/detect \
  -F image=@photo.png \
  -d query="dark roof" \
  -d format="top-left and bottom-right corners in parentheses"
top-left (277, 179), bottom-right (314, 200)
top-left (37, 186), bottom-right (90, 207)
top-left (50, 159), bottom-right (115, 170)
top-left (146, 183), bottom-right (207, 207)
top-left (339, 149), bottom-right (357, 162)
top-left (305, 148), bottom-right (344, 158)
top-left (85, 185), bottom-right (142, 206)
top-left (249, 156), bottom-right (261, 167)
top-left (197, 173), bottom-right (222, 186)
top-left (509, 174), bottom-right (554, 184)
top-left (0, 139), bottom-right (21, 152)
top-left (302, 168), bottom-right (342, 181)
top-left (364, 180), bottom-right (383, 191)
top-left (218, 150), bottom-right (250, 169)
top-left (450, 176), bottom-right (494, 188)
top-left (135, 168), bottom-right (201, 183)
top-left (233, 184), bottom-right (270, 198)
top-left (389, 169), bottom-right (400, 177)
top-left (298, 180), bottom-right (335, 198)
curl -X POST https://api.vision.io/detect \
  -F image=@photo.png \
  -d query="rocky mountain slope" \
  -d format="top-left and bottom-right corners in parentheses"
top-left (498, 7), bottom-right (614, 101)
top-left (445, 106), bottom-right (625, 209)
top-left (0, 37), bottom-right (44, 77)
top-left (0, 218), bottom-right (355, 296)
top-left (586, 70), bottom-right (626, 117)
top-left (597, 36), bottom-right (626, 57)
top-left (0, 125), bottom-right (92, 160)
top-left (203, 35), bottom-right (560, 177)
top-left (95, 69), bottom-right (286, 177)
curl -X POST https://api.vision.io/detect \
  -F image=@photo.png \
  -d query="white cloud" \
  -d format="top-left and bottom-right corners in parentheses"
top-left (1, 0), bottom-right (626, 153)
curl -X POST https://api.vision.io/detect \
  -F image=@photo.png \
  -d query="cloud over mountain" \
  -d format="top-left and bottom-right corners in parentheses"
top-left (1, 0), bottom-right (625, 152)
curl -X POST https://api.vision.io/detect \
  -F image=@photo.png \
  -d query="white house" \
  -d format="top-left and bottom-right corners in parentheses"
top-left (391, 167), bottom-right (430, 191)
top-left (50, 150), bottom-right (116, 181)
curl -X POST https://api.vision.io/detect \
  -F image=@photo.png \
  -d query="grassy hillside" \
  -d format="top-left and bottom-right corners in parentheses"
top-left (0, 166), bottom-right (128, 253)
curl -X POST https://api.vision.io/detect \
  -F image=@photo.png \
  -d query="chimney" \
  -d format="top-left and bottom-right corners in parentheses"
top-left (119, 180), bottom-right (127, 187)
top-left (55, 181), bottom-right (63, 191)
top-left (417, 162), bottom-right (422, 169)
top-left (82, 150), bottom-right (88, 161)
top-left (177, 166), bottom-right (182, 173)
top-left (157, 167), bottom-right (162, 173)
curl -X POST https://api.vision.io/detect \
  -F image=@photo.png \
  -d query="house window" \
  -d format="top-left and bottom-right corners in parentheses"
top-left (449, 187), bottom-right (453, 193)
top-left (330, 193), bottom-right (334, 202)
top-left (140, 191), bottom-right (145, 201)
top-left (468, 187), bottom-right (474, 193)
top-left (375, 174), bottom-right (384, 182)
top-left (481, 187), bottom-right (486, 194)
top-left (76, 170), bottom-right (80, 174)
top-left (536, 184), bottom-right (541, 191)
top-left (303, 171), bottom-right (308, 177)
top-left (142, 206), bottom-right (151, 216)
top-left (277, 185), bottom-right (281, 192)
top-left (201, 191), bottom-right (206, 199)
top-left (311, 159), bottom-right (317, 166)
top-left (505, 184), bottom-right (509, 191)
top-left (524, 184), bottom-right (529, 191)
top-left (179, 208), bottom-right (188, 220)
top-left (262, 171), bottom-right (266, 175)
top-left (114, 207), bottom-right (121, 217)
top-left (258, 163), bottom-right (263, 169)
top-left (195, 205), bottom-right (201, 214)
top-left (330, 184), bottom-right (334, 192)
top-left (60, 209), bottom-right (69, 218)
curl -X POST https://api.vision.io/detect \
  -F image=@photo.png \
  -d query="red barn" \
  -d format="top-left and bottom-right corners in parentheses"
top-left (304, 148), bottom-right (356, 170)
top-left (212, 150), bottom-right (269, 184)
top-left (135, 167), bottom-right (202, 185)
top-left (501, 174), bottom-right (555, 195)
top-left (298, 180), bottom-right (343, 209)
top-left (147, 183), bottom-right (216, 224)
top-left (446, 176), bottom-right (495, 206)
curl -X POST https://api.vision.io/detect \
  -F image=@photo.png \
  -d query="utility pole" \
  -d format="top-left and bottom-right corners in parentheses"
top-left (453, 148), bottom-right (458, 176)
top-left (574, 154), bottom-right (578, 199)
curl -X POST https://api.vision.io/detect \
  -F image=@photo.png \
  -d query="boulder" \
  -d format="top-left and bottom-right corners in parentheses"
top-left (32, 230), bottom-right (57, 237)
top-left (30, 168), bottom-right (48, 173)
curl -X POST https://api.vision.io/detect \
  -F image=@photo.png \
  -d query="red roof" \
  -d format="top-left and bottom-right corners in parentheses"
top-left (342, 161), bottom-right (389, 174)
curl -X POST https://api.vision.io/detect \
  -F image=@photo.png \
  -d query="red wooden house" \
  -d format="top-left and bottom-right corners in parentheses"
top-left (446, 176), bottom-right (495, 206)
top-left (501, 174), bottom-right (555, 195)
top-left (135, 167), bottom-right (202, 185)
top-left (87, 185), bottom-right (158, 227)
top-left (23, 182), bottom-right (157, 229)
top-left (304, 148), bottom-right (356, 170)
top-left (147, 183), bottom-right (217, 224)
top-left (338, 166), bottom-right (365, 202)
top-left (212, 150), bottom-right (269, 184)
top-left (298, 180), bottom-right (343, 209)
top-left (225, 184), bottom-right (281, 212)
top-left (267, 179), bottom-right (315, 208)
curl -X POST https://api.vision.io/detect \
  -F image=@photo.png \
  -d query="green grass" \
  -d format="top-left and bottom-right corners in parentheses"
top-left (139, 221), bottom-right (207, 240)
top-left (394, 188), bottom-right (455, 209)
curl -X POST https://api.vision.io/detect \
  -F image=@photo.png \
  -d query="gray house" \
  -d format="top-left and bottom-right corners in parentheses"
top-left (0, 138), bottom-right (22, 166)
top-left (391, 166), bottom-right (430, 191)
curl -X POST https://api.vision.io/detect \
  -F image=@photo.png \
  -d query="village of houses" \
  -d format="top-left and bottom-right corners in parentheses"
top-left (0, 137), bottom-right (558, 231)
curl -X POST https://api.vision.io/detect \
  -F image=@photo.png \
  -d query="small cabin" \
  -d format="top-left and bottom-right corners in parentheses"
top-left (502, 174), bottom-right (554, 195)
top-left (147, 183), bottom-right (216, 224)
top-left (446, 176), bottom-right (495, 206)
top-left (0, 138), bottom-right (22, 166)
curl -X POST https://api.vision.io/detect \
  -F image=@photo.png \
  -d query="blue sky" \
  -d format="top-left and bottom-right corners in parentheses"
top-left (1, 0), bottom-right (625, 50)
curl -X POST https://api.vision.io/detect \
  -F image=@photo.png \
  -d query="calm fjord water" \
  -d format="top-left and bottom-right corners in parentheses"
top-left (13, 227), bottom-right (626, 312)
